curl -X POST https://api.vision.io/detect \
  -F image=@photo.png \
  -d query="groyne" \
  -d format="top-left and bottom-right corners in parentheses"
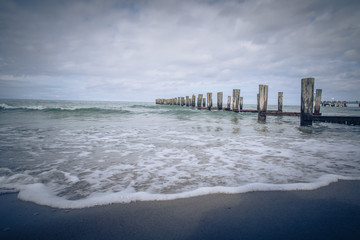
top-left (156, 78), bottom-right (360, 126)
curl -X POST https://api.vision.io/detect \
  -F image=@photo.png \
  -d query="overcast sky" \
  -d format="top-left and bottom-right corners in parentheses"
top-left (0, 0), bottom-right (359, 104)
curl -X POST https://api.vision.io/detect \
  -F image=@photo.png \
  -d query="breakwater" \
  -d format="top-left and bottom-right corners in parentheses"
top-left (156, 78), bottom-right (360, 125)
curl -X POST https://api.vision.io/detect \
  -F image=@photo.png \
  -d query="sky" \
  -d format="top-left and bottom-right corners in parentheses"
top-left (0, 0), bottom-right (359, 105)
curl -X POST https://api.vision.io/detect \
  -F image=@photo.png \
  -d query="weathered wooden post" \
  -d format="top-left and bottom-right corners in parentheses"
top-left (217, 92), bottom-right (223, 110)
top-left (181, 97), bottom-right (185, 106)
top-left (192, 95), bottom-right (196, 107)
top-left (314, 89), bottom-right (322, 115)
top-left (278, 92), bottom-right (283, 112)
top-left (232, 89), bottom-right (240, 112)
top-left (197, 94), bottom-right (203, 108)
top-left (257, 93), bottom-right (259, 111)
top-left (227, 96), bottom-right (231, 110)
top-left (301, 78), bottom-right (314, 126)
top-left (240, 97), bottom-right (243, 110)
top-left (258, 85), bottom-right (268, 121)
top-left (203, 98), bottom-right (206, 107)
top-left (207, 93), bottom-right (212, 110)
top-left (186, 96), bottom-right (189, 107)
top-left (178, 97), bottom-right (181, 105)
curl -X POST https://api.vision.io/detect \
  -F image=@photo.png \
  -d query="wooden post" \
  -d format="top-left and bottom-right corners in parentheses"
top-left (314, 89), bottom-right (322, 115)
top-left (203, 98), bottom-right (206, 107)
top-left (257, 93), bottom-right (259, 111)
top-left (232, 89), bottom-right (240, 112)
top-left (197, 94), bottom-right (203, 108)
top-left (278, 92), bottom-right (283, 112)
top-left (227, 96), bottom-right (231, 110)
top-left (207, 93), bottom-right (212, 110)
top-left (217, 92), bottom-right (223, 110)
top-left (178, 97), bottom-right (181, 105)
top-left (258, 85), bottom-right (268, 121)
top-left (240, 97), bottom-right (243, 110)
top-left (181, 97), bottom-right (185, 106)
top-left (301, 78), bottom-right (314, 126)
top-left (192, 95), bottom-right (196, 107)
top-left (186, 96), bottom-right (189, 106)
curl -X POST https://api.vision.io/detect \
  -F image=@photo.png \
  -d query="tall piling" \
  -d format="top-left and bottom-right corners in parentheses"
top-left (217, 92), bottom-right (223, 110)
top-left (314, 89), bottom-right (322, 115)
top-left (192, 95), bottom-right (196, 107)
top-left (227, 96), bottom-right (231, 110)
top-left (186, 96), bottom-right (189, 107)
top-left (278, 92), bottom-right (283, 112)
top-left (240, 97), bottom-right (243, 110)
top-left (203, 98), bottom-right (206, 107)
top-left (178, 97), bottom-right (181, 105)
top-left (301, 78), bottom-right (315, 126)
top-left (232, 89), bottom-right (240, 112)
top-left (181, 97), bottom-right (185, 106)
top-left (207, 93), bottom-right (212, 110)
top-left (258, 85), bottom-right (268, 121)
top-left (197, 94), bottom-right (203, 108)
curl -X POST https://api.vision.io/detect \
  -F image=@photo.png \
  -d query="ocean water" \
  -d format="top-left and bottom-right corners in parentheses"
top-left (0, 99), bottom-right (359, 208)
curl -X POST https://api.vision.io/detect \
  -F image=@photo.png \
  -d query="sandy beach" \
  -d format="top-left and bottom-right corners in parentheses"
top-left (1, 180), bottom-right (360, 240)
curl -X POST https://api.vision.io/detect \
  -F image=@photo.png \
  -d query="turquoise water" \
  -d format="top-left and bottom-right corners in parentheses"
top-left (0, 99), bottom-right (359, 208)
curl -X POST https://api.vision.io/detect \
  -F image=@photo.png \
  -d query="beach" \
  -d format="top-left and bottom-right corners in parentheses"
top-left (1, 180), bottom-right (360, 240)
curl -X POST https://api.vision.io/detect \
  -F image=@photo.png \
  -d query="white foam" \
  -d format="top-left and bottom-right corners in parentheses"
top-left (1, 101), bottom-right (360, 209)
top-left (15, 175), bottom-right (359, 209)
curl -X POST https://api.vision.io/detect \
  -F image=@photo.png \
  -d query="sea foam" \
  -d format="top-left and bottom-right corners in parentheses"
top-left (1, 100), bottom-right (360, 209)
top-left (14, 175), bottom-right (358, 209)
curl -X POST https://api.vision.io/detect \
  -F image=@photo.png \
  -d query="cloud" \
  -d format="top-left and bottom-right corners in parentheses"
top-left (0, 0), bottom-right (359, 104)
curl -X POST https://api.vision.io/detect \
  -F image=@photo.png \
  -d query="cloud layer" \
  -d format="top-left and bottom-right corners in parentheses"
top-left (1, 0), bottom-right (359, 104)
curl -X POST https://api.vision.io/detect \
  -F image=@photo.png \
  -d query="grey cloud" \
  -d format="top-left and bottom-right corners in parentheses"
top-left (0, 0), bottom-right (359, 104)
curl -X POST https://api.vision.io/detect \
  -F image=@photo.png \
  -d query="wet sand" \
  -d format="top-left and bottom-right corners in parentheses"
top-left (1, 180), bottom-right (360, 240)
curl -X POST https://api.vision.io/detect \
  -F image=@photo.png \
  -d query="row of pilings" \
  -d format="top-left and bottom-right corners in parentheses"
top-left (156, 78), bottom-right (360, 126)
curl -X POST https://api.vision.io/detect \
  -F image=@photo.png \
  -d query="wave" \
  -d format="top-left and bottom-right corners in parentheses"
top-left (0, 104), bottom-right (132, 115)
top-left (10, 174), bottom-right (360, 209)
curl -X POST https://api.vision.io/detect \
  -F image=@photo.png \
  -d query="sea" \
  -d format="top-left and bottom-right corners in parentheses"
top-left (1, 99), bottom-right (360, 209)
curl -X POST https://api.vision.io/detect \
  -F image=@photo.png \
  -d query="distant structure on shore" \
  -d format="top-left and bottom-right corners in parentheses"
top-left (321, 101), bottom-right (359, 107)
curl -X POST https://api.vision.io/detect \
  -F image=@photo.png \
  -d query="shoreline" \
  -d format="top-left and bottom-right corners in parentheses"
top-left (1, 180), bottom-right (360, 240)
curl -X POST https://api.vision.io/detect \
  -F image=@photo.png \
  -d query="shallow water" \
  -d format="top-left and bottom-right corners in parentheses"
top-left (0, 99), bottom-right (359, 208)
